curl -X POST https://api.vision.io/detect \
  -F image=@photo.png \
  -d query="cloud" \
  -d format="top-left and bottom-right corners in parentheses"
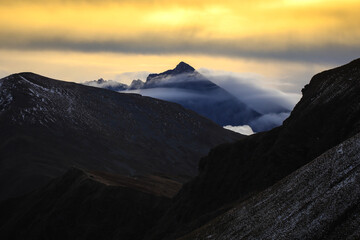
top-left (198, 68), bottom-right (300, 114)
top-left (1, 33), bottom-right (359, 65)
top-left (202, 70), bottom-right (295, 131)
top-left (249, 112), bottom-right (290, 132)
top-left (124, 88), bottom-right (209, 101)
top-left (0, 0), bottom-right (283, 7)
top-left (84, 78), bottom-right (128, 91)
top-left (117, 69), bottom-right (296, 132)
top-left (79, 66), bottom-right (294, 132)
top-left (224, 125), bottom-right (254, 136)
top-left (0, 0), bottom-right (359, 65)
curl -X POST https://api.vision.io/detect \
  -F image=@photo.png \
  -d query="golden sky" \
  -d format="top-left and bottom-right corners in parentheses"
top-left (0, 0), bottom-right (359, 91)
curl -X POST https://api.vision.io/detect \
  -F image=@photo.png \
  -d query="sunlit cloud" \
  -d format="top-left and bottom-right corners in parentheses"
top-left (0, 0), bottom-right (358, 92)
top-left (0, 0), bottom-right (359, 62)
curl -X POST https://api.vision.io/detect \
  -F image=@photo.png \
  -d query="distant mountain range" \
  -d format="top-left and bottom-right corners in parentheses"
top-left (1, 59), bottom-right (360, 239)
top-left (84, 62), bottom-right (291, 132)
top-left (0, 72), bottom-right (240, 201)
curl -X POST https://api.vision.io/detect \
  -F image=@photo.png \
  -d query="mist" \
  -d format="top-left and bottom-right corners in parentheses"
top-left (124, 88), bottom-right (209, 101)
top-left (84, 68), bottom-right (299, 132)
top-left (198, 68), bottom-right (301, 114)
top-left (224, 125), bottom-right (254, 136)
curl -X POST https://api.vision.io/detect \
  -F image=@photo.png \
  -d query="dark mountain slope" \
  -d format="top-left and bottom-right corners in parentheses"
top-left (181, 132), bottom-right (360, 240)
top-left (0, 72), bottom-right (241, 200)
top-left (148, 59), bottom-right (360, 239)
top-left (0, 168), bottom-right (180, 240)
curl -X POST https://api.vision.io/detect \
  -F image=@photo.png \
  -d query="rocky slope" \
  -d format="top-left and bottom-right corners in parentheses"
top-left (181, 132), bottom-right (360, 240)
top-left (147, 58), bottom-right (360, 239)
top-left (0, 72), bottom-right (241, 200)
top-left (0, 168), bottom-right (180, 240)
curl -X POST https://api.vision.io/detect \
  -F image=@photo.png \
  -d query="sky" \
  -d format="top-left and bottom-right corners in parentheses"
top-left (0, 0), bottom-right (359, 95)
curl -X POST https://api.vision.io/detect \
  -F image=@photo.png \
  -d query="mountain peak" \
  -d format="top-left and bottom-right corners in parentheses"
top-left (146, 62), bottom-right (195, 82)
top-left (173, 61), bottom-right (195, 74)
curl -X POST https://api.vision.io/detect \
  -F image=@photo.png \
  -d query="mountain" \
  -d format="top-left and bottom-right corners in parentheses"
top-left (0, 168), bottom-right (181, 240)
top-left (2, 59), bottom-right (360, 240)
top-left (181, 132), bottom-right (360, 239)
top-left (0, 72), bottom-right (241, 200)
top-left (145, 61), bottom-right (195, 83)
top-left (147, 58), bottom-right (360, 239)
top-left (129, 79), bottom-right (145, 90)
top-left (126, 62), bottom-right (264, 130)
top-left (82, 62), bottom-right (293, 132)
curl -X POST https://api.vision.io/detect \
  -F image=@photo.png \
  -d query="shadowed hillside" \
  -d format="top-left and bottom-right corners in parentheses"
top-left (0, 72), bottom-right (241, 200)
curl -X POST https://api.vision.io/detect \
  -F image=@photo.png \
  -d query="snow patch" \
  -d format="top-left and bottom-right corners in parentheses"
top-left (224, 125), bottom-right (254, 135)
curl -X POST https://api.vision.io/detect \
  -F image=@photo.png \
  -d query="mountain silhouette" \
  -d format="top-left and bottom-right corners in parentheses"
top-left (0, 72), bottom-right (241, 200)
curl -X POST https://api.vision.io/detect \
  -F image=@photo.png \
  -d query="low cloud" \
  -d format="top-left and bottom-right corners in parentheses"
top-left (83, 69), bottom-right (296, 132)
top-left (224, 125), bottom-right (254, 136)
top-left (122, 70), bottom-right (297, 131)
top-left (199, 68), bottom-right (300, 114)
top-left (124, 88), bottom-right (209, 101)
top-left (83, 78), bottom-right (128, 91)
top-left (249, 112), bottom-right (290, 132)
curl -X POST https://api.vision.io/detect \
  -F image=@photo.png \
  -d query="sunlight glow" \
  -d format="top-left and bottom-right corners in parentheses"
top-left (0, 0), bottom-right (358, 84)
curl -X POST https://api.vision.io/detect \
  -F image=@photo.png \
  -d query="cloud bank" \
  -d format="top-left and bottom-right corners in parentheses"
top-left (125, 88), bottom-right (208, 101)
top-left (1, 0), bottom-right (359, 64)
top-left (84, 78), bottom-right (128, 91)
top-left (224, 125), bottom-right (254, 136)
top-left (198, 68), bottom-right (300, 114)
top-left (1, 34), bottom-right (359, 65)
top-left (84, 68), bottom-right (297, 132)
top-left (117, 69), bottom-right (296, 132)
top-left (249, 112), bottom-right (291, 132)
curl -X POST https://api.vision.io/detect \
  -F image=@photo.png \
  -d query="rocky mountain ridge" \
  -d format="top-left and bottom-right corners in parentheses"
top-left (147, 58), bottom-right (360, 239)
top-left (181, 131), bottom-right (360, 239)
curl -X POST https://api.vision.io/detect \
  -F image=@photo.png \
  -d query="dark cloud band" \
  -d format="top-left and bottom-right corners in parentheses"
top-left (0, 33), bottom-right (359, 64)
